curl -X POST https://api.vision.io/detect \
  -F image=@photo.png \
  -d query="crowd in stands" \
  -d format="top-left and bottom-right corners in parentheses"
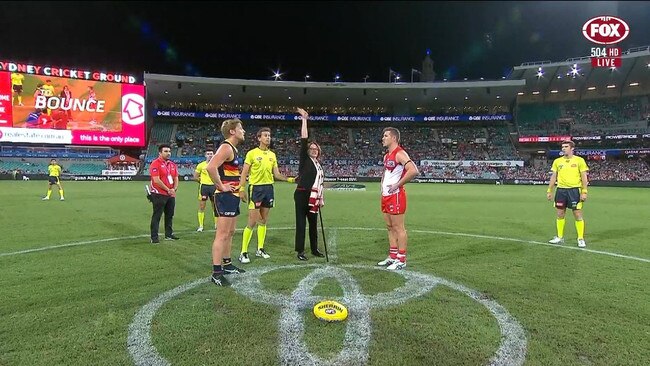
top-left (155, 102), bottom-right (512, 116)
top-left (156, 102), bottom-right (389, 116)
top-left (137, 119), bottom-right (650, 182)
top-left (416, 105), bottom-right (509, 115)
top-left (518, 97), bottom-right (649, 136)
top-left (496, 159), bottom-right (650, 181)
top-left (587, 159), bottom-right (650, 181)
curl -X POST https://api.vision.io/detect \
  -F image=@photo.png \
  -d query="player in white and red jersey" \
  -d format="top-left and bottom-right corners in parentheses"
top-left (377, 127), bottom-right (419, 270)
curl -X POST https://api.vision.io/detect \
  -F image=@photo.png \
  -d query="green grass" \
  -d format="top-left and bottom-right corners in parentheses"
top-left (0, 181), bottom-right (648, 365)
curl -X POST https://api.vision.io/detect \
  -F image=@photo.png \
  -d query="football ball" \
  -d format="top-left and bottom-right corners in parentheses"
top-left (313, 300), bottom-right (348, 322)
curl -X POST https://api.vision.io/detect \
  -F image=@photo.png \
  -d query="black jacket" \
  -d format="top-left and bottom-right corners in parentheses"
top-left (296, 138), bottom-right (318, 190)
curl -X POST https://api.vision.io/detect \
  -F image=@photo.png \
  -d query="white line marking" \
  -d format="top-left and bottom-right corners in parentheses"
top-left (0, 235), bottom-right (150, 257)
top-left (1, 227), bottom-right (648, 264)
top-left (127, 265), bottom-right (527, 366)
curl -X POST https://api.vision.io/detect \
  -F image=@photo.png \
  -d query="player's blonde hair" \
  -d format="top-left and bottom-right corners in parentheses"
top-left (221, 119), bottom-right (242, 138)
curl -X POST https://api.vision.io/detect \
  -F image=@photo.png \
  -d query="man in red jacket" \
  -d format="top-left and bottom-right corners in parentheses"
top-left (149, 144), bottom-right (179, 244)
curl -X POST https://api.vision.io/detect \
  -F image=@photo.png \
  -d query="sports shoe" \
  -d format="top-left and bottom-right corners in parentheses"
top-left (210, 273), bottom-right (231, 287)
top-left (196, 227), bottom-right (204, 232)
top-left (42, 197), bottom-right (49, 201)
top-left (256, 249), bottom-right (271, 259)
top-left (577, 239), bottom-right (586, 248)
top-left (18, 103), bottom-right (24, 106)
top-left (60, 197), bottom-right (65, 201)
top-left (386, 260), bottom-right (406, 270)
top-left (150, 238), bottom-right (160, 244)
top-left (377, 257), bottom-right (396, 266)
top-left (297, 252), bottom-right (308, 261)
top-left (223, 263), bottom-right (246, 274)
top-left (164, 235), bottom-right (180, 241)
top-left (311, 249), bottom-right (325, 258)
top-left (548, 236), bottom-right (565, 245)
top-left (238, 252), bottom-right (250, 264)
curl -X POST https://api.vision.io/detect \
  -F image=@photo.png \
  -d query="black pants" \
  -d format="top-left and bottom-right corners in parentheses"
top-left (294, 190), bottom-right (319, 254)
top-left (150, 193), bottom-right (175, 240)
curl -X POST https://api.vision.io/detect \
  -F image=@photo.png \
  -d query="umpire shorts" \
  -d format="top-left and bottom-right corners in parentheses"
top-left (554, 187), bottom-right (583, 210)
top-left (247, 184), bottom-right (275, 210)
top-left (198, 184), bottom-right (216, 201)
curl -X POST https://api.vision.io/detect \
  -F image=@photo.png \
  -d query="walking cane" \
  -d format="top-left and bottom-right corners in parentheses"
top-left (318, 207), bottom-right (329, 263)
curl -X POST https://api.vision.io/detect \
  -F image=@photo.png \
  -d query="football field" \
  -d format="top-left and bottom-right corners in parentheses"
top-left (0, 181), bottom-right (648, 365)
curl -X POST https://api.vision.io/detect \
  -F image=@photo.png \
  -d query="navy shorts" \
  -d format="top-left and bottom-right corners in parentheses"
top-left (554, 187), bottom-right (583, 210)
top-left (214, 192), bottom-right (240, 217)
top-left (48, 176), bottom-right (60, 185)
top-left (248, 184), bottom-right (274, 209)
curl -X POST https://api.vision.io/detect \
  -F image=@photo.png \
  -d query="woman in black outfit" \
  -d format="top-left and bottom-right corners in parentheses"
top-left (294, 107), bottom-right (325, 261)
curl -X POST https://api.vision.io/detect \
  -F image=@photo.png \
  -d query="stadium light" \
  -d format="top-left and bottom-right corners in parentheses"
top-left (334, 74), bottom-right (341, 82)
top-left (164, 90), bottom-right (168, 94)
top-left (404, 97), bottom-right (408, 101)
top-left (550, 90), bottom-right (559, 93)
top-left (395, 74), bottom-right (401, 82)
top-left (532, 91), bottom-right (540, 95)
top-left (607, 85), bottom-right (616, 89)
top-left (496, 95), bottom-right (501, 99)
top-left (568, 88), bottom-right (576, 92)
top-left (629, 82), bottom-right (639, 86)
top-left (363, 75), bottom-right (370, 82)
top-left (304, 74), bottom-right (310, 82)
top-left (272, 69), bottom-right (283, 81)
top-left (228, 94), bottom-right (232, 98)
top-left (571, 67), bottom-right (579, 77)
top-left (517, 92), bottom-right (524, 95)
top-left (536, 67), bottom-right (544, 78)
top-left (587, 86), bottom-right (596, 90)
top-left (197, 92), bottom-right (201, 96)
top-left (288, 96), bottom-right (292, 100)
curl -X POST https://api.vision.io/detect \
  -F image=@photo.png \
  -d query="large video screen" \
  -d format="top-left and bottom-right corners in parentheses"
top-left (0, 71), bottom-right (145, 146)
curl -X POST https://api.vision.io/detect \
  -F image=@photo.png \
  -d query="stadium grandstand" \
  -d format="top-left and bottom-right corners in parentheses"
top-left (132, 46), bottom-right (650, 186)
top-left (2, 47), bottom-right (649, 185)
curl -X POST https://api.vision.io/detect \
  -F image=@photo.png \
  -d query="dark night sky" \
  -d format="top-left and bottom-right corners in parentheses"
top-left (2, 1), bottom-right (649, 82)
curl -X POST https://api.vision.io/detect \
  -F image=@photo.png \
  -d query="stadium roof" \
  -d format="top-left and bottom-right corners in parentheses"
top-left (509, 46), bottom-right (650, 100)
top-left (144, 73), bottom-right (524, 108)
